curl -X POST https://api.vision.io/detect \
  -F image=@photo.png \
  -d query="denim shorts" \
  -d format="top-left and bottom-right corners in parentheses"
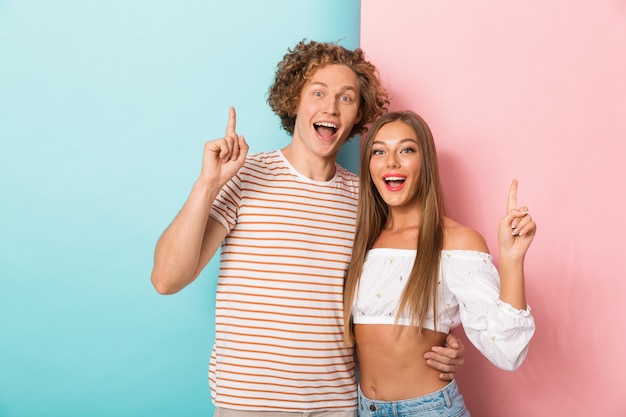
top-left (357, 380), bottom-right (470, 417)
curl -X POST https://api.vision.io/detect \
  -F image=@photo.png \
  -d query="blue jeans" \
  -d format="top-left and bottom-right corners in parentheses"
top-left (357, 380), bottom-right (470, 417)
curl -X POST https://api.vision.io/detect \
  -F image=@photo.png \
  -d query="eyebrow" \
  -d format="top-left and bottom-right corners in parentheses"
top-left (372, 138), bottom-right (418, 145)
top-left (308, 81), bottom-right (358, 93)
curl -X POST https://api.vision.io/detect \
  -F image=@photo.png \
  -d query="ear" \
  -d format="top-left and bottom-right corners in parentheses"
top-left (355, 108), bottom-right (363, 125)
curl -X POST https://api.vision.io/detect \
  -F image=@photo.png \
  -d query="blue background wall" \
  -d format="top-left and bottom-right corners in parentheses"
top-left (0, 1), bottom-right (360, 415)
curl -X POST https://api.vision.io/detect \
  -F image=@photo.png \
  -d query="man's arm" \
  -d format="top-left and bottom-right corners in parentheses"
top-left (424, 332), bottom-right (466, 381)
top-left (151, 185), bottom-right (228, 294)
top-left (150, 107), bottom-right (248, 294)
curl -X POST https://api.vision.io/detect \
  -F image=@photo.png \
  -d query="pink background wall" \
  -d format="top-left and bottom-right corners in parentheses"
top-left (362, 1), bottom-right (626, 415)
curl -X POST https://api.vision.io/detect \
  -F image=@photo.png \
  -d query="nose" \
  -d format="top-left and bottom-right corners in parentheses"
top-left (323, 97), bottom-right (339, 115)
top-left (386, 153), bottom-right (400, 168)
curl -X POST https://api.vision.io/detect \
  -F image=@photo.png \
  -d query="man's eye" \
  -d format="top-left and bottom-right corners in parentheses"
top-left (313, 91), bottom-right (322, 97)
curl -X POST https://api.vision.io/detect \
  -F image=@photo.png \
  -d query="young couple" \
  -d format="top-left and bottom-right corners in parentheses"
top-left (151, 40), bottom-right (536, 417)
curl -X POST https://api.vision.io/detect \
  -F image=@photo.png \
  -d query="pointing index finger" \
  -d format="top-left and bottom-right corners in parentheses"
top-left (507, 179), bottom-right (518, 213)
top-left (226, 106), bottom-right (237, 135)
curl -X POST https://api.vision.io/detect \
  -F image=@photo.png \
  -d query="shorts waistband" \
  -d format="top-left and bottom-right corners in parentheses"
top-left (358, 379), bottom-right (461, 412)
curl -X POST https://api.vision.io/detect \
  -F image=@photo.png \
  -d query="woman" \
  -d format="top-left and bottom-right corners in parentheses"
top-left (343, 111), bottom-right (536, 416)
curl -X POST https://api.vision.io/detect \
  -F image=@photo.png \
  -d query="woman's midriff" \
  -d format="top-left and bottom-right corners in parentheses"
top-left (354, 324), bottom-right (449, 401)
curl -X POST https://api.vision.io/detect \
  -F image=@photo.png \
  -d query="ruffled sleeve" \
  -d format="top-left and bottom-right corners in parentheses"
top-left (441, 251), bottom-right (536, 371)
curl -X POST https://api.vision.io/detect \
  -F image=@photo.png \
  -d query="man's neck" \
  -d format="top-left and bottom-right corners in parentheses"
top-left (281, 143), bottom-right (338, 182)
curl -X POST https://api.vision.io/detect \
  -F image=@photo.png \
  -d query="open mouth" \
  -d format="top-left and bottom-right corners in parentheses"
top-left (383, 176), bottom-right (406, 187)
top-left (314, 122), bottom-right (338, 139)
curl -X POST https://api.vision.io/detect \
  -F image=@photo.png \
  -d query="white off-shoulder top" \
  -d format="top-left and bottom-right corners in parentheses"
top-left (352, 248), bottom-right (536, 370)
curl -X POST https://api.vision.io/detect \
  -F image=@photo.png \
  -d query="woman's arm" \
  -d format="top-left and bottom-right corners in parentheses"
top-left (497, 179), bottom-right (536, 309)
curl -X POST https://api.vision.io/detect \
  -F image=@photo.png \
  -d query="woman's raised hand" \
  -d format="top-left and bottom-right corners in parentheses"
top-left (498, 179), bottom-right (536, 262)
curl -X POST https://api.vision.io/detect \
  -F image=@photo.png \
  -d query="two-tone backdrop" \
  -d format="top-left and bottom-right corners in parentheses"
top-left (1, 0), bottom-right (624, 416)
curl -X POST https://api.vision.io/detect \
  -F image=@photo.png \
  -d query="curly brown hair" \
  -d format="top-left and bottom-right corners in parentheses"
top-left (267, 39), bottom-right (391, 139)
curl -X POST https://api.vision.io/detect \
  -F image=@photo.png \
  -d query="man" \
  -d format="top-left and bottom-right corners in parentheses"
top-left (151, 40), bottom-right (464, 416)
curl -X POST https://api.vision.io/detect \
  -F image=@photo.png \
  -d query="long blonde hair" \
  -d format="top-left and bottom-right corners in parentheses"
top-left (343, 110), bottom-right (446, 346)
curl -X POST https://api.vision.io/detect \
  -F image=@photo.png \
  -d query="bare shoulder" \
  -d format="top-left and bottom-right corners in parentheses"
top-left (442, 217), bottom-right (490, 253)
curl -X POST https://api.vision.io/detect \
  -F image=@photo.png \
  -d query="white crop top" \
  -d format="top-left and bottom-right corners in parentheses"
top-left (352, 248), bottom-right (536, 370)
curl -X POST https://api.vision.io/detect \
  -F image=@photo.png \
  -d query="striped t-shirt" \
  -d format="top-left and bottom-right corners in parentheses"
top-left (208, 150), bottom-right (358, 411)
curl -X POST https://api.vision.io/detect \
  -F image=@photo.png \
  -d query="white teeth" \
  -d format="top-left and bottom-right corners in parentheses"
top-left (385, 176), bottom-right (405, 181)
top-left (315, 122), bottom-right (337, 128)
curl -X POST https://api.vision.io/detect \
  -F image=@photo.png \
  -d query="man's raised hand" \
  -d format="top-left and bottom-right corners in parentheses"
top-left (200, 107), bottom-right (249, 187)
